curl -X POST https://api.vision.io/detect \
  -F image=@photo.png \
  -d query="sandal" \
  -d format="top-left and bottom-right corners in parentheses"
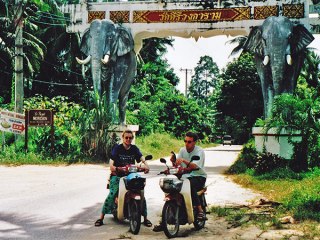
top-left (153, 224), bottom-right (163, 232)
top-left (197, 211), bottom-right (205, 220)
top-left (94, 219), bottom-right (103, 227)
top-left (144, 219), bottom-right (152, 227)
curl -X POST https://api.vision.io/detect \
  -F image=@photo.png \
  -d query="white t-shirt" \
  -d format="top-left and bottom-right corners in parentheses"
top-left (177, 145), bottom-right (207, 178)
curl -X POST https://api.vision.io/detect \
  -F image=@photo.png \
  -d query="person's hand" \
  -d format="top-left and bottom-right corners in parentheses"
top-left (144, 167), bottom-right (150, 174)
top-left (175, 158), bottom-right (183, 166)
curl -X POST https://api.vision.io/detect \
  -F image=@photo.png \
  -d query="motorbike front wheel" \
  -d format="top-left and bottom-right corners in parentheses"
top-left (128, 199), bottom-right (141, 235)
top-left (162, 201), bottom-right (180, 238)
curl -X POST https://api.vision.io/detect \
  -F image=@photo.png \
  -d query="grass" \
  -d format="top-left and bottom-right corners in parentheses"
top-left (0, 132), bottom-right (217, 165)
top-left (136, 132), bottom-right (217, 160)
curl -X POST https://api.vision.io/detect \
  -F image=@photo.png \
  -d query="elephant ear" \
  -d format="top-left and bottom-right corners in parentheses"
top-left (291, 24), bottom-right (314, 54)
top-left (80, 29), bottom-right (91, 56)
top-left (243, 26), bottom-right (264, 57)
top-left (115, 26), bottom-right (134, 56)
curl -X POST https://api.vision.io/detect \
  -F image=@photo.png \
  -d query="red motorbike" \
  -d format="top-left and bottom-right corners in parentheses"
top-left (158, 154), bottom-right (207, 238)
top-left (112, 155), bottom-right (152, 235)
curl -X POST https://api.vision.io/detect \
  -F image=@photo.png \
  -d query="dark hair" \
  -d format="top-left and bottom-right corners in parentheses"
top-left (122, 130), bottom-right (134, 138)
top-left (185, 132), bottom-right (198, 142)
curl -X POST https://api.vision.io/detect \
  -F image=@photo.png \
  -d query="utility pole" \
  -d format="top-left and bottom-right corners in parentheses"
top-left (180, 68), bottom-right (192, 98)
top-left (14, 0), bottom-right (24, 114)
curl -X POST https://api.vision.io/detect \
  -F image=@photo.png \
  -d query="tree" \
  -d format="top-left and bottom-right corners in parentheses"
top-left (127, 38), bottom-right (214, 138)
top-left (29, 0), bottom-right (84, 102)
top-left (0, 0), bottom-right (46, 103)
top-left (216, 53), bottom-right (263, 143)
top-left (188, 55), bottom-right (219, 105)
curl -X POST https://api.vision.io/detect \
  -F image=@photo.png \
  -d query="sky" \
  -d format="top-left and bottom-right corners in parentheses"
top-left (165, 35), bottom-right (320, 94)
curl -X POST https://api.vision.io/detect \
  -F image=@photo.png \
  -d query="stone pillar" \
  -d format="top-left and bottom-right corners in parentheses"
top-left (252, 127), bottom-right (302, 159)
top-left (111, 125), bottom-right (139, 144)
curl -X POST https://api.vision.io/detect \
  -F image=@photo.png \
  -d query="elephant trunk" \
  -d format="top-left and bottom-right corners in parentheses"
top-left (270, 50), bottom-right (287, 95)
top-left (91, 58), bottom-right (102, 94)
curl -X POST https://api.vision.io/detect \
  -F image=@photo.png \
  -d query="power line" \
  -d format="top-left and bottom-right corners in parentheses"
top-left (32, 79), bottom-right (83, 87)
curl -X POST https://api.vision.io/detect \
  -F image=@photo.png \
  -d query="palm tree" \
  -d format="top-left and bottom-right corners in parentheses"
top-left (0, 0), bottom-right (46, 102)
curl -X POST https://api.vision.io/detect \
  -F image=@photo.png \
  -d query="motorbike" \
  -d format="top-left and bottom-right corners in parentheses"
top-left (158, 153), bottom-right (207, 238)
top-left (112, 155), bottom-right (152, 235)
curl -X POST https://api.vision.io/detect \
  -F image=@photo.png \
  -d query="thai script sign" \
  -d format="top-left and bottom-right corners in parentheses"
top-left (27, 110), bottom-right (52, 127)
top-left (133, 7), bottom-right (250, 23)
top-left (0, 110), bottom-right (25, 135)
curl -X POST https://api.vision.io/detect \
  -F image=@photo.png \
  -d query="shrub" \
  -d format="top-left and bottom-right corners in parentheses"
top-left (227, 139), bottom-right (258, 174)
top-left (254, 152), bottom-right (287, 175)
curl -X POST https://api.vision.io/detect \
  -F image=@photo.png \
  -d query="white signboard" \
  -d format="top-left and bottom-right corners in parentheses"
top-left (0, 110), bottom-right (25, 135)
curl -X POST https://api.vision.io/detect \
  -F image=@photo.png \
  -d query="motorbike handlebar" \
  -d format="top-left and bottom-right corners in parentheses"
top-left (158, 166), bottom-right (199, 176)
top-left (112, 164), bottom-right (148, 175)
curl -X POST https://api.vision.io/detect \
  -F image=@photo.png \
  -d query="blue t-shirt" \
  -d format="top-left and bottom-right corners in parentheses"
top-left (111, 144), bottom-right (143, 167)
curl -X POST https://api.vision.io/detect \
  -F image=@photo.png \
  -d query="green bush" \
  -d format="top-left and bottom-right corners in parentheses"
top-left (227, 139), bottom-right (258, 174)
top-left (254, 152), bottom-right (287, 175)
top-left (24, 95), bottom-right (84, 158)
top-left (238, 139), bottom-right (258, 168)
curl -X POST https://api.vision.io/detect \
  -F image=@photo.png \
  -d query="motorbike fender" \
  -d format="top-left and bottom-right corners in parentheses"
top-left (117, 177), bottom-right (127, 221)
top-left (180, 178), bottom-right (194, 224)
top-left (127, 192), bottom-right (142, 200)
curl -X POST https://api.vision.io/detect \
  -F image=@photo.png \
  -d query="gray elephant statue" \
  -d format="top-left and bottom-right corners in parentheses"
top-left (243, 16), bottom-right (314, 118)
top-left (76, 19), bottom-right (137, 125)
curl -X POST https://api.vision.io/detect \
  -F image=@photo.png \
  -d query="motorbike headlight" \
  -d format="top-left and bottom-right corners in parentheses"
top-left (169, 167), bottom-right (178, 175)
top-left (128, 165), bottom-right (138, 173)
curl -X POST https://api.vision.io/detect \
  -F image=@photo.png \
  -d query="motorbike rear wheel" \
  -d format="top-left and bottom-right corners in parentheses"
top-left (128, 199), bottom-right (141, 235)
top-left (193, 208), bottom-right (206, 230)
top-left (162, 201), bottom-right (180, 238)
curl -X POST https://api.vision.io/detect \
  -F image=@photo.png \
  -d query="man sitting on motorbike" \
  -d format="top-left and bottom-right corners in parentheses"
top-left (95, 129), bottom-right (152, 227)
top-left (153, 131), bottom-right (207, 231)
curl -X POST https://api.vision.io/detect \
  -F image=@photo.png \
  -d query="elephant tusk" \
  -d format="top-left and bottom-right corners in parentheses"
top-left (76, 55), bottom-right (91, 65)
top-left (263, 55), bottom-right (269, 66)
top-left (286, 55), bottom-right (292, 65)
top-left (101, 55), bottom-right (110, 65)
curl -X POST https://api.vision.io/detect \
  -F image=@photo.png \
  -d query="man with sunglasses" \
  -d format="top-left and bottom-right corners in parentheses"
top-left (95, 130), bottom-right (152, 227)
top-left (174, 131), bottom-right (207, 220)
top-left (153, 131), bottom-right (206, 232)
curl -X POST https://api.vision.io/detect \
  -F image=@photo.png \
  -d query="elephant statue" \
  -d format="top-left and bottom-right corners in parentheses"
top-left (76, 19), bottom-right (137, 125)
top-left (243, 16), bottom-right (314, 118)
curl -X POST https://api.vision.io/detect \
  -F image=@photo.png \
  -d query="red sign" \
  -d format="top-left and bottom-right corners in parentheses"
top-left (133, 7), bottom-right (250, 23)
top-left (12, 123), bottom-right (25, 132)
top-left (0, 110), bottom-right (25, 135)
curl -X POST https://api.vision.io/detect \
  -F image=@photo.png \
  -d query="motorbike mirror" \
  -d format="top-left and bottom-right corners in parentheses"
top-left (145, 155), bottom-right (153, 160)
top-left (171, 151), bottom-right (176, 163)
top-left (160, 158), bottom-right (167, 164)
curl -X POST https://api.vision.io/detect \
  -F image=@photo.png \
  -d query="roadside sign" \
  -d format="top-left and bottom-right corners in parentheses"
top-left (28, 109), bottom-right (52, 126)
top-left (0, 110), bottom-right (25, 135)
top-left (25, 109), bottom-right (54, 153)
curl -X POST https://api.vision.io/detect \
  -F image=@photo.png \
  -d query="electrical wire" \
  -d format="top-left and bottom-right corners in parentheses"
top-left (31, 79), bottom-right (84, 86)
top-left (29, 18), bottom-right (67, 26)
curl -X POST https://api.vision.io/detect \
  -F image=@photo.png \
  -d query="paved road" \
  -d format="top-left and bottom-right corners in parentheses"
top-left (0, 145), bottom-right (260, 240)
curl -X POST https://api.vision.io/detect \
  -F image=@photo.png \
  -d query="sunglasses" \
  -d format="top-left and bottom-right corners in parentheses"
top-left (125, 136), bottom-right (133, 140)
top-left (184, 140), bottom-right (193, 144)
